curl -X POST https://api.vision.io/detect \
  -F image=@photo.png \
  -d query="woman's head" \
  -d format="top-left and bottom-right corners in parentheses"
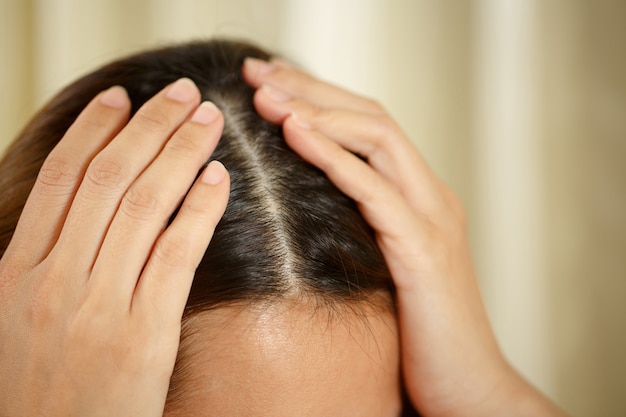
top-left (0, 40), bottom-right (408, 416)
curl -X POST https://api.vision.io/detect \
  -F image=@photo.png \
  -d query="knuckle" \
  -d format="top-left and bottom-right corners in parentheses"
top-left (68, 313), bottom-right (144, 372)
top-left (79, 113), bottom-right (109, 132)
top-left (371, 115), bottom-right (398, 145)
top-left (429, 187), bottom-right (468, 245)
top-left (180, 199), bottom-right (210, 219)
top-left (36, 154), bottom-right (81, 195)
top-left (293, 75), bottom-right (322, 98)
top-left (120, 184), bottom-right (162, 220)
top-left (85, 155), bottom-right (128, 192)
top-left (352, 183), bottom-right (376, 206)
top-left (356, 115), bottom-right (399, 160)
top-left (416, 224), bottom-right (452, 270)
top-left (308, 105), bottom-right (327, 122)
top-left (106, 329), bottom-right (163, 374)
top-left (107, 338), bottom-right (140, 369)
top-left (317, 143), bottom-right (343, 174)
top-left (26, 299), bottom-right (54, 329)
top-left (26, 274), bottom-right (62, 329)
top-left (443, 187), bottom-right (467, 225)
top-left (132, 106), bottom-right (172, 135)
top-left (363, 98), bottom-right (386, 114)
top-left (276, 67), bottom-right (306, 87)
top-left (153, 234), bottom-right (191, 269)
top-left (165, 130), bottom-right (201, 159)
top-left (427, 238), bottom-right (452, 270)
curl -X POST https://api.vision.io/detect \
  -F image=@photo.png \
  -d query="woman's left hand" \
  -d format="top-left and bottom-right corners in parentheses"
top-left (242, 58), bottom-right (567, 417)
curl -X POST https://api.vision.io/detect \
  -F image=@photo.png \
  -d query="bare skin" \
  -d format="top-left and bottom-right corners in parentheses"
top-left (163, 301), bottom-right (401, 417)
top-left (0, 61), bottom-right (569, 416)
top-left (242, 57), bottom-right (569, 417)
top-left (0, 79), bottom-right (230, 417)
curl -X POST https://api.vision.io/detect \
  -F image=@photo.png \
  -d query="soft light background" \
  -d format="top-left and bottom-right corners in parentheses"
top-left (1, 1), bottom-right (625, 416)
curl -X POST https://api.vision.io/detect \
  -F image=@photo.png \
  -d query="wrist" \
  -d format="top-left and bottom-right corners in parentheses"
top-left (473, 363), bottom-right (568, 417)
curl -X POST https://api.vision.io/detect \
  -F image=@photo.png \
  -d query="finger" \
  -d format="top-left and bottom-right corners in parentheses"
top-left (132, 160), bottom-right (230, 322)
top-left (282, 116), bottom-right (431, 289)
top-left (50, 78), bottom-right (201, 275)
top-left (260, 90), bottom-right (446, 215)
top-left (252, 83), bottom-right (371, 127)
top-left (287, 108), bottom-right (446, 214)
top-left (254, 79), bottom-right (450, 214)
top-left (243, 57), bottom-right (383, 115)
top-left (2, 86), bottom-right (131, 270)
top-left (90, 102), bottom-right (224, 304)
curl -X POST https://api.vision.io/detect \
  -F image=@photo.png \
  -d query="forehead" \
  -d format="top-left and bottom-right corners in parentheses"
top-left (164, 300), bottom-right (401, 417)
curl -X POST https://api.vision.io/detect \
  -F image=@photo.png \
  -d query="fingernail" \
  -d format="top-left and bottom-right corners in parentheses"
top-left (201, 160), bottom-right (226, 185)
top-left (245, 57), bottom-right (276, 76)
top-left (191, 101), bottom-right (219, 125)
top-left (291, 112), bottom-right (312, 130)
top-left (166, 78), bottom-right (198, 103)
top-left (100, 86), bottom-right (128, 109)
top-left (262, 84), bottom-right (292, 102)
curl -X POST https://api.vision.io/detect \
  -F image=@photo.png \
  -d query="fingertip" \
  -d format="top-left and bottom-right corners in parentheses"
top-left (165, 78), bottom-right (200, 103)
top-left (100, 85), bottom-right (130, 109)
top-left (201, 160), bottom-right (227, 185)
top-left (244, 57), bottom-right (277, 78)
top-left (190, 101), bottom-right (220, 125)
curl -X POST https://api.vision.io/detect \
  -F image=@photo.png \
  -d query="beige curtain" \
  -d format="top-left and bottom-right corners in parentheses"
top-left (1, 1), bottom-right (625, 416)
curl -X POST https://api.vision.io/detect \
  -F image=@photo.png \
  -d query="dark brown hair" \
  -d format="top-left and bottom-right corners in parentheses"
top-left (0, 39), bottom-right (419, 416)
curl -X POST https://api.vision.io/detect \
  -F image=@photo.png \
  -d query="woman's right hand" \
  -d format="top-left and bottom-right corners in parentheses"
top-left (243, 58), bottom-right (567, 417)
top-left (0, 79), bottom-right (229, 416)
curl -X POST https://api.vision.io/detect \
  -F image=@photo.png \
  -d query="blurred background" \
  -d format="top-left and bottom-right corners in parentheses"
top-left (1, 1), bottom-right (624, 415)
